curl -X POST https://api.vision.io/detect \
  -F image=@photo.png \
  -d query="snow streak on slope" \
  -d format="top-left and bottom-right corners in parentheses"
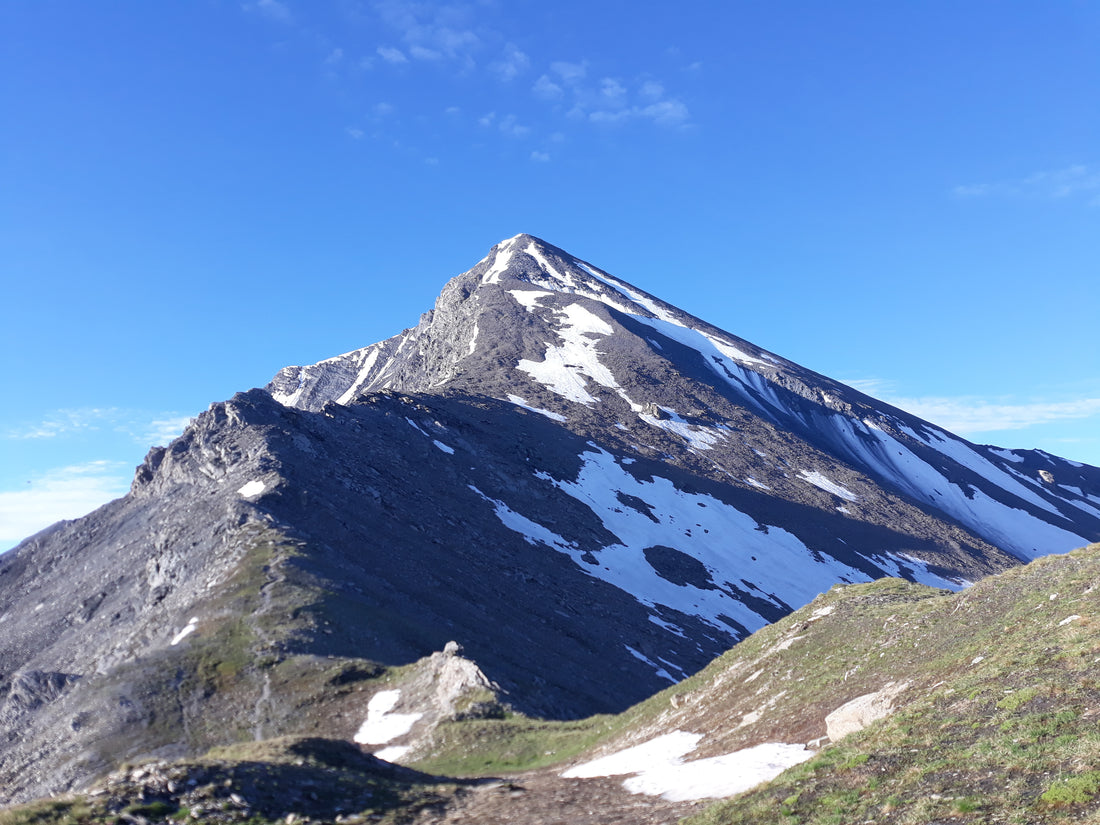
top-left (475, 446), bottom-right (964, 639)
top-left (513, 293), bottom-right (622, 405)
top-left (820, 415), bottom-right (1091, 560)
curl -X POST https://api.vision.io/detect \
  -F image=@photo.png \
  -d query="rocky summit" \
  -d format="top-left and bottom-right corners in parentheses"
top-left (1, 234), bottom-right (1098, 808)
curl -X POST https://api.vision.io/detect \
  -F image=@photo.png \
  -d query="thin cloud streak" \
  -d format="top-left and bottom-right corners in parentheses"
top-left (841, 379), bottom-right (1100, 435)
top-left (884, 396), bottom-right (1100, 435)
top-left (7, 409), bottom-right (192, 447)
top-left (953, 164), bottom-right (1100, 204)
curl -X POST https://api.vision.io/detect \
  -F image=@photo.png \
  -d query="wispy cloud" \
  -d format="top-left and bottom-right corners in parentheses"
top-left (7, 408), bottom-right (192, 446)
top-left (530, 150), bottom-right (550, 163)
top-left (841, 379), bottom-right (1100, 435)
top-left (245, 0), bottom-right (293, 24)
top-left (477, 111), bottom-right (530, 138)
top-left (143, 416), bottom-right (195, 446)
top-left (377, 45), bottom-right (409, 64)
top-left (535, 64), bottom-right (691, 129)
top-left (883, 396), bottom-right (1100, 435)
top-left (550, 60), bottom-right (587, 84)
top-left (953, 164), bottom-right (1100, 205)
top-left (0, 462), bottom-right (130, 549)
top-left (373, 0), bottom-right (480, 67)
top-left (490, 43), bottom-right (529, 81)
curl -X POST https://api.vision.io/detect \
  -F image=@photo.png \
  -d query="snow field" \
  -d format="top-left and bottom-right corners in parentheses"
top-left (354, 689), bottom-right (423, 747)
top-left (475, 447), bottom-right (886, 647)
top-left (828, 417), bottom-right (1089, 559)
top-left (562, 730), bottom-right (812, 802)
top-left (514, 298), bottom-right (623, 406)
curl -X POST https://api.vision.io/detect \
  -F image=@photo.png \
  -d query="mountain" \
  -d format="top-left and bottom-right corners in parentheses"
top-left (1, 234), bottom-right (1098, 807)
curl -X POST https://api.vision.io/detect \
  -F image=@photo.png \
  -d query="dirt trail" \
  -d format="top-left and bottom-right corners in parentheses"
top-left (411, 767), bottom-right (704, 825)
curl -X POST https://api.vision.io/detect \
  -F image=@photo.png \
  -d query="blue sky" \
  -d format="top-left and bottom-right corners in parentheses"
top-left (2, 1), bottom-right (1099, 550)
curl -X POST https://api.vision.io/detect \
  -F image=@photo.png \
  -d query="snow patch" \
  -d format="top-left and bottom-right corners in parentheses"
top-left (433, 440), bottom-right (455, 455)
top-left (508, 288), bottom-right (555, 311)
top-left (483, 446), bottom-right (882, 637)
top-left (481, 240), bottom-right (516, 284)
top-left (623, 742), bottom-right (813, 801)
top-left (354, 690), bottom-right (423, 745)
top-left (563, 732), bottom-right (811, 802)
top-left (798, 470), bottom-right (859, 502)
top-left (517, 303), bottom-right (620, 405)
top-left (374, 745), bottom-right (411, 762)
top-left (505, 394), bottom-right (567, 422)
top-left (335, 347), bottom-right (382, 405)
top-left (237, 480), bottom-right (266, 498)
top-left (639, 407), bottom-right (725, 451)
top-left (563, 732), bottom-right (702, 779)
top-left (624, 645), bottom-right (677, 683)
top-left (405, 418), bottom-right (429, 437)
top-left (170, 618), bottom-right (198, 646)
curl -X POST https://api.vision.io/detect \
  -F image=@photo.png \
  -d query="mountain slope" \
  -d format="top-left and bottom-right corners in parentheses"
top-left (5, 544), bottom-right (1098, 825)
top-left (1, 234), bottom-right (1097, 806)
top-left (270, 234), bottom-right (1100, 563)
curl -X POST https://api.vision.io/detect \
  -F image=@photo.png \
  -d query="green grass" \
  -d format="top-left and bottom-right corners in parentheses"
top-left (680, 543), bottom-right (1100, 825)
top-left (411, 713), bottom-right (622, 775)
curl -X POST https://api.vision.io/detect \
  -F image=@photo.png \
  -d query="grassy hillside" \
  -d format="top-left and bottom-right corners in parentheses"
top-left (677, 542), bottom-right (1100, 825)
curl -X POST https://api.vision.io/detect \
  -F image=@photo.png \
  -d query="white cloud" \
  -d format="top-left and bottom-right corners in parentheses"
top-left (346, 126), bottom-right (365, 139)
top-left (533, 74), bottom-right (564, 100)
top-left (841, 379), bottom-right (1100, 435)
top-left (883, 396), bottom-right (1100, 435)
top-left (377, 45), bottom-right (409, 64)
top-left (409, 44), bottom-right (443, 61)
top-left (531, 150), bottom-right (550, 162)
top-left (600, 77), bottom-right (627, 104)
top-left (538, 70), bottom-right (690, 129)
top-left (7, 408), bottom-right (191, 446)
top-left (8, 408), bottom-right (123, 440)
top-left (497, 114), bottom-right (530, 138)
top-left (247, 0), bottom-right (292, 24)
top-left (325, 47), bottom-right (344, 64)
top-left (491, 43), bottom-right (529, 81)
top-left (551, 60), bottom-right (587, 83)
top-left (0, 462), bottom-right (130, 550)
top-left (143, 416), bottom-right (193, 446)
top-left (640, 98), bottom-right (689, 126)
top-left (373, 0), bottom-right (480, 66)
top-left (953, 164), bottom-right (1100, 203)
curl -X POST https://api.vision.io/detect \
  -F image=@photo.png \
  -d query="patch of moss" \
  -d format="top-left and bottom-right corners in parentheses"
top-left (1041, 771), bottom-right (1100, 807)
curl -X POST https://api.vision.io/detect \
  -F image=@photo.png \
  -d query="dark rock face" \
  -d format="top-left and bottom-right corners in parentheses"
top-left (1, 234), bottom-right (1098, 805)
